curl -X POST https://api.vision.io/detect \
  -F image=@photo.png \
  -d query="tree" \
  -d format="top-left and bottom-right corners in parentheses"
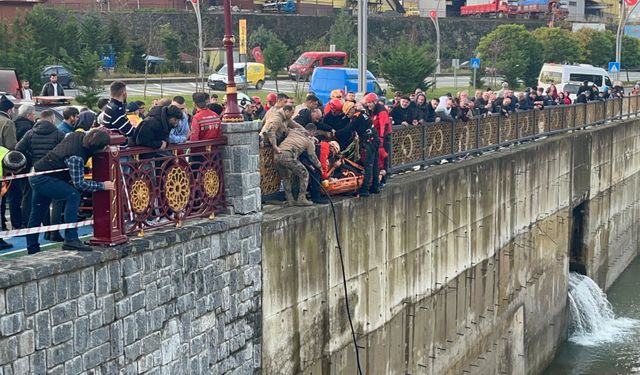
top-left (621, 35), bottom-right (640, 70)
top-left (6, 34), bottom-right (48, 94)
top-left (477, 24), bottom-right (543, 88)
top-left (248, 24), bottom-right (278, 50)
top-left (79, 14), bottom-right (108, 56)
top-left (327, 14), bottom-right (357, 66)
top-left (106, 17), bottom-right (128, 68)
top-left (62, 49), bottom-right (103, 109)
top-left (159, 24), bottom-right (182, 72)
top-left (263, 36), bottom-right (290, 92)
top-left (378, 40), bottom-right (436, 94)
top-left (575, 29), bottom-right (615, 68)
top-left (532, 27), bottom-right (581, 64)
top-left (127, 41), bottom-right (147, 73)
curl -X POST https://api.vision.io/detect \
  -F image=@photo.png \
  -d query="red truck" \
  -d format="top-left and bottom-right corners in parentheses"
top-left (460, 0), bottom-right (513, 16)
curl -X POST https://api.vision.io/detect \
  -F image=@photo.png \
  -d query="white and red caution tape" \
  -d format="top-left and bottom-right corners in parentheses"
top-left (0, 168), bottom-right (69, 182)
top-left (0, 220), bottom-right (94, 239)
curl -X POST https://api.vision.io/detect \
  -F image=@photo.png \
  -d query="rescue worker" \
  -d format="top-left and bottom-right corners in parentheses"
top-left (262, 93), bottom-right (290, 126)
top-left (363, 93), bottom-right (391, 187)
top-left (264, 92), bottom-right (277, 111)
top-left (323, 89), bottom-right (344, 114)
top-left (274, 121), bottom-right (321, 207)
top-left (343, 101), bottom-right (380, 196)
top-left (324, 99), bottom-right (350, 148)
top-left (259, 105), bottom-right (304, 150)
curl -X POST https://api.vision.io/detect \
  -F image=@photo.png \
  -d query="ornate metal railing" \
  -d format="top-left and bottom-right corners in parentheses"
top-left (259, 96), bottom-right (640, 195)
top-left (388, 96), bottom-right (639, 173)
top-left (91, 133), bottom-right (226, 245)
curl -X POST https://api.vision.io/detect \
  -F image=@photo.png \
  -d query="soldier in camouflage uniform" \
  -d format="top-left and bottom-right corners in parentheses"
top-left (274, 121), bottom-right (321, 207)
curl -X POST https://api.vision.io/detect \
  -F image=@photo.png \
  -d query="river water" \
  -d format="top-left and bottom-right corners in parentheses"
top-left (544, 257), bottom-right (640, 375)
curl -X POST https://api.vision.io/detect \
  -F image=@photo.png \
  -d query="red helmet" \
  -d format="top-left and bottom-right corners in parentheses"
top-left (251, 96), bottom-right (261, 104)
top-left (266, 92), bottom-right (277, 103)
top-left (363, 93), bottom-right (378, 104)
top-left (329, 99), bottom-right (343, 112)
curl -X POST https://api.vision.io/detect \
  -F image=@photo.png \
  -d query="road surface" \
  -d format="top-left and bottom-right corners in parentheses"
top-left (69, 75), bottom-right (474, 98)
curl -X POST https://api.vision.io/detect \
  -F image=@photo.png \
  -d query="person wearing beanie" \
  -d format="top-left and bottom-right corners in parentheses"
top-left (252, 96), bottom-right (266, 120)
top-left (0, 95), bottom-right (16, 249)
top-left (126, 102), bottom-right (142, 128)
top-left (26, 128), bottom-right (114, 254)
top-left (0, 95), bottom-right (16, 151)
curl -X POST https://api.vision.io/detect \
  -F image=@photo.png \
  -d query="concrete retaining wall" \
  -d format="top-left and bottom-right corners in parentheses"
top-left (261, 118), bottom-right (640, 374)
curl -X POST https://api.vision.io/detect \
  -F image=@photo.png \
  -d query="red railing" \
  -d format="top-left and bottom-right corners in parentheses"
top-left (91, 132), bottom-right (226, 245)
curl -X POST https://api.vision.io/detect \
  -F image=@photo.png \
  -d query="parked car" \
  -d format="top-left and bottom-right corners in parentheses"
top-left (0, 68), bottom-right (22, 98)
top-left (288, 51), bottom-right (348, 81)
top-left (41, 65), bottom-right (76, 89)
top-left (310, 67), bottom-right (386, 106)
top-left (208, 63), bottom-right (265, 91)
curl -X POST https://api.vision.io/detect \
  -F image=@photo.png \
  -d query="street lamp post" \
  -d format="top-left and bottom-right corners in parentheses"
top-left (616, 0), bottom-right (639, 80)
top-left (357, 0), bottom-right (368, 93)
top-left (190, 0), bottom-right (205, 92)
top-left (429, 10), bottom-right (441, 76)
top-left (222, 0), bottom-right (243, 122)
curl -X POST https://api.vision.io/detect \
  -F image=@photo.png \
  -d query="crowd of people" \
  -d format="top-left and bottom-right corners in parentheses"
top-left (1, 72), bottom-right (638, 254)
top-left (0, 78), bottom-right (230, 254)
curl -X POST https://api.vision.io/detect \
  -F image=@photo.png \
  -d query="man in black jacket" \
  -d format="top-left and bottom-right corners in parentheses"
top-left (40, 73), bottom-right (65, 97)
top-left (26, 129), bottom-right (114, 254)
top-left (390, 96), bottom-right (417, 126)
top-left (135, 105), bottom-right (183, 156)
top-left (16, 110), bottom-right (65, 239)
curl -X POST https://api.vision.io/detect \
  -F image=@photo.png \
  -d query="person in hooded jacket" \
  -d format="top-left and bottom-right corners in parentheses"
top-left (134, 105), bottom-right (183, 157)
top-left (16, 110), bottom-right (65, 237)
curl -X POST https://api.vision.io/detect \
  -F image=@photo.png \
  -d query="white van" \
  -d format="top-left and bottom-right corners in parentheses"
top-left (538, 63), bottom-right (612, 93)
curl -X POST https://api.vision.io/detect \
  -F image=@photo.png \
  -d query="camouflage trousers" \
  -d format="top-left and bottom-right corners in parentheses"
top-left (274, 152), bottom-right (309, 200)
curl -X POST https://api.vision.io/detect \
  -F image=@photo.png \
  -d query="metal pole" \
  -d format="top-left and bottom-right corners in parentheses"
top-left (454, 67), bottom-right (457, 89)
top-left (357, 0), bottom-right (367, 93)
top-left (616, 1), bottom-right (625, 81)
top-left (191, 0), bottom-right (205, 92)
top-left (222, 0), bottom-right (243, 122)
top-left (435, 16), bottom-right (440, 75)
top-left (473, 68), bottom-right (477, 91)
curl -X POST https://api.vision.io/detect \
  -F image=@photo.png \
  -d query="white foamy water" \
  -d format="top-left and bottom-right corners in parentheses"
top-left (567, 272), bottom-right (640, 347)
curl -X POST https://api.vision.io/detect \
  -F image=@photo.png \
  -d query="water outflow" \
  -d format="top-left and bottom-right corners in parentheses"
top-left (567, 272), bottom-right (639, 346)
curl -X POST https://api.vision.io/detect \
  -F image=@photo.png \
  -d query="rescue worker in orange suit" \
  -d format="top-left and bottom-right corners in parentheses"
top-left (323, 89), bottom-right (344, 115)
top-left (364, 93), bottom-right (391, 187)
top-left (343, 101), bottom-right (380, 196)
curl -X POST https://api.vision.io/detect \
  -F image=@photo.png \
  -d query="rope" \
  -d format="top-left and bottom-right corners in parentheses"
top-left (0, 220), bottom-right (94, 239)
top-left (0, 168), bottom-right (69, 182)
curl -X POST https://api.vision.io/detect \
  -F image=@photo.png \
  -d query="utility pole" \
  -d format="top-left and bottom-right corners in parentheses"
top-left (357, 0), bottom-right (368, 93)
top-left (190, 0), bottom-right (205, 92)
top-left (616, 0), bottom-right (639, 80)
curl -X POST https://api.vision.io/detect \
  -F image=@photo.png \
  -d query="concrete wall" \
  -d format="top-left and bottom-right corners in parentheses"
top-left (575, 121), bottom-right (640, 290)
top-left (261, 118), bottom-right (640, 374)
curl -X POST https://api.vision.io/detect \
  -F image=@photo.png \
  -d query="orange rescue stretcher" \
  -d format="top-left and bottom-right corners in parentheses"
top-left (320, 158), bottom-right (364, 196)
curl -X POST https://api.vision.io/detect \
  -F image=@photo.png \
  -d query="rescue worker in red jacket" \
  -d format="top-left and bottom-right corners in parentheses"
top-left (363, 93), bottom-right (391, 186)
top-left (343, 101), bottom-right (380, 196)
top-left (190, 92), bottom-right (222, 155)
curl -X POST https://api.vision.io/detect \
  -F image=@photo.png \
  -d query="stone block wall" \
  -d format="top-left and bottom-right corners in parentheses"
top-left (0, 215), bottom-right (262, 374)
top-left (0, 119), bottom-right (263, 374)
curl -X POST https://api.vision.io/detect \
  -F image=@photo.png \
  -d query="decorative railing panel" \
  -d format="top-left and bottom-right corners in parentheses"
top-left (391, 125), bottom-right (424, 167)
top-left (425, 122), bottom-right (453, 159)
top-left (454, 120), bottom-right (477, 153)
top-left (92, 135), bottom-right (226, 244)
top-left (478, 116), bottom-right (498, 148)
top-left (260, 147), bottom-right (281, 195)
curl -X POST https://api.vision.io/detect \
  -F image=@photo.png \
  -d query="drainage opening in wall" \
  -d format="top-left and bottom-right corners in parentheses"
top-left (570, 201), bottom-right (588, 275)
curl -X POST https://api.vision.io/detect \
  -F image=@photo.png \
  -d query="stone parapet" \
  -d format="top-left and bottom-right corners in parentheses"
top-left (0, 213), bottom-right (262, 374)
top-left (222, 121), bottom-right (261, 215)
